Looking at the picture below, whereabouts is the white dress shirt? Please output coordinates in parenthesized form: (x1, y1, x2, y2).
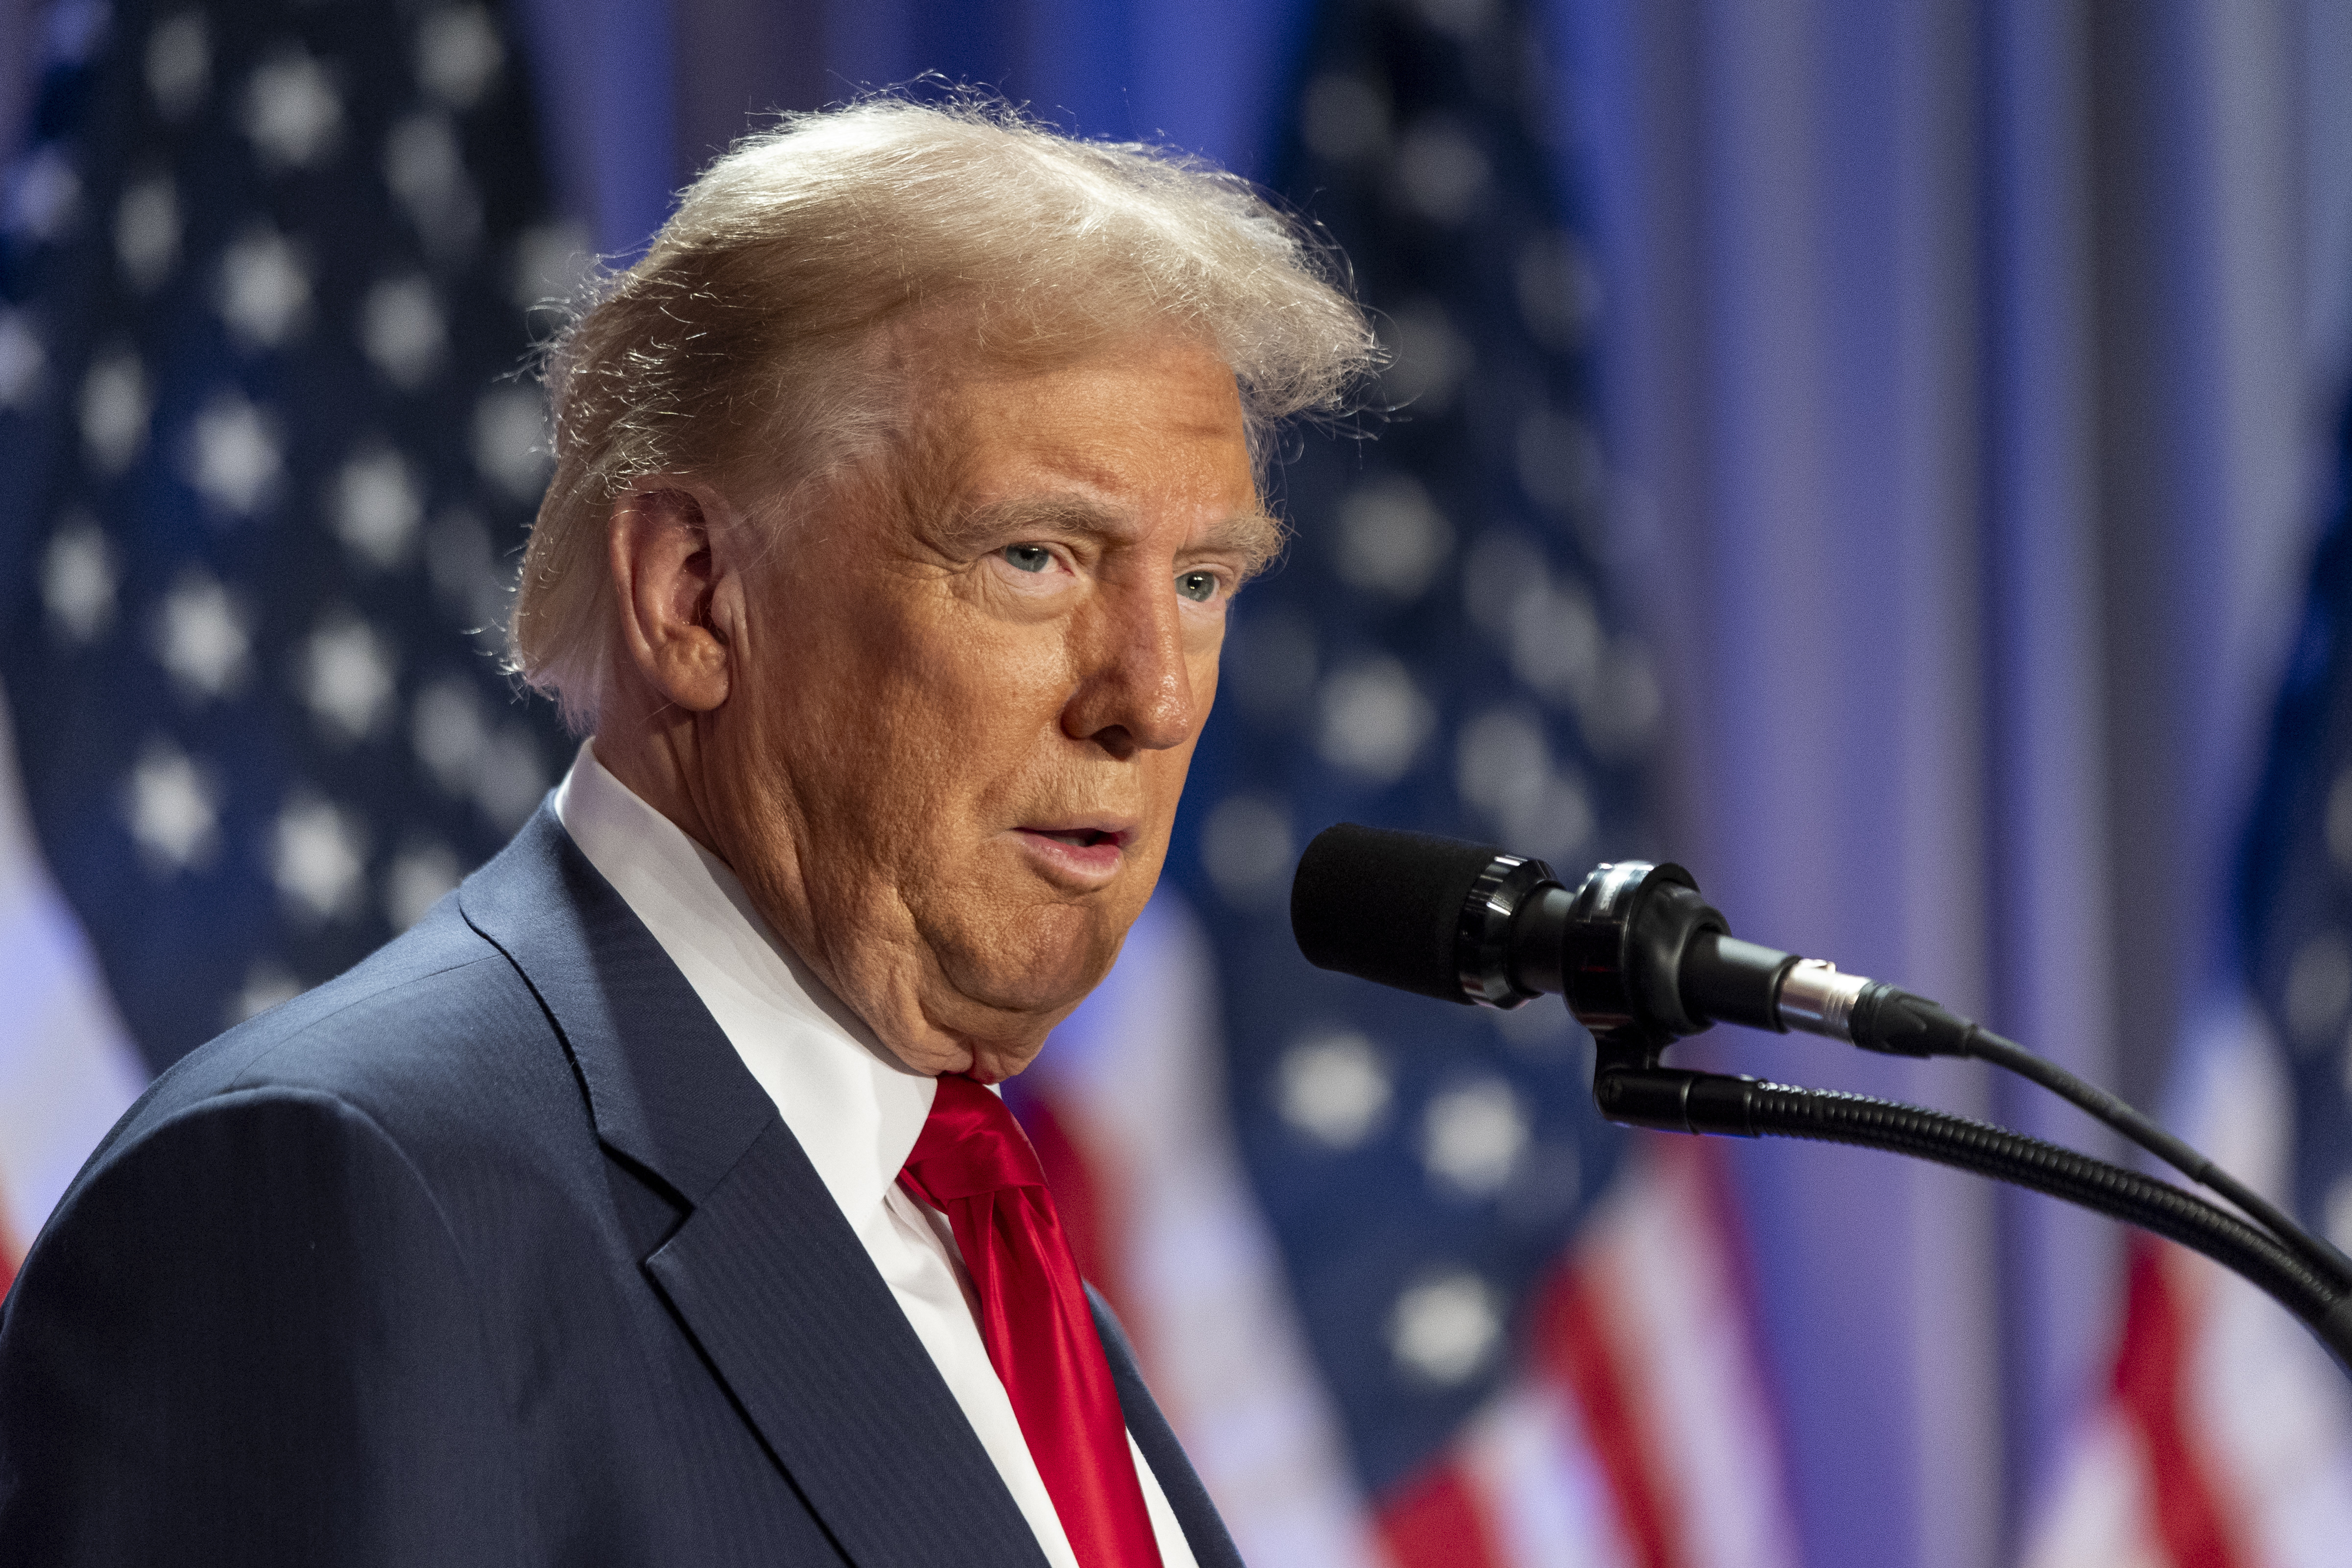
(554, 743, 1198, 1568)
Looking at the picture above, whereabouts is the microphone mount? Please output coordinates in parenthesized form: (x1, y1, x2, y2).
(1440, 844, 1978, 1071)
(1290, 822, 2352, 1375)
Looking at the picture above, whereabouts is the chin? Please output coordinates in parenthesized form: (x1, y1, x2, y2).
(963, 1037, 1048, 1085)
(952, 954, 1100, 1019)
(931, 908, 1120, 1021)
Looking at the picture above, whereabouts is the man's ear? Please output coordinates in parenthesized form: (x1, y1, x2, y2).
(608, 480, 737, 713)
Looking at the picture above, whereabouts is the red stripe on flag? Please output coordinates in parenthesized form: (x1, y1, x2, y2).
(1376, 1458, 1503, 1568)
(0, 1191, 17, 1299)
(2112, 1237, 2242, 1568)
(1530, 1258, 1685, 1568)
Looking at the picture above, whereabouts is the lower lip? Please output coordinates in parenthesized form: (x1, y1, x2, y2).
(1012, 829, 1125, 883)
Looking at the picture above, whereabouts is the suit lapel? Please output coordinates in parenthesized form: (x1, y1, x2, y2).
(461, 809, 1046, 1568)
(647, 1120, 1048, 1567)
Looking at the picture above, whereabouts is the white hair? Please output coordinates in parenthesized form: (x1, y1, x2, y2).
(508, 95, 1380, 731)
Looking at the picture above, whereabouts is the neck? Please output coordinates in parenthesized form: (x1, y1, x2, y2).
(593, 676, 721, 858)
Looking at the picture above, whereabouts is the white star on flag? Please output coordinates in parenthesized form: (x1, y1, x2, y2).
(472, 384, 551, 502)
(1389, 1272, 1503, 1387)
(114, 174, 179, 293)
(152, 571, 251, 700)
(360, 275, 446, 389)
(186, 389, 283, 515)
(385, 113, 480, 260)
(240, 45, 343, 170)
(79, 351, 150, 474)
(216, 223, 311, 349)
(1315, 655, 1436, 781)
(332, 445, 424, 568)
(1278, 1029, 1394, 1149)
(299, 613, 399, 743)
(144, 12, 212, 122)
(0, 309, 46, 410)
(40, 515, 116, 644)
(123, 740, 219, 872)
(415, 7, 504, 111)
(271, 793, 369, 922)
(1420, 1079, 1530, 1197)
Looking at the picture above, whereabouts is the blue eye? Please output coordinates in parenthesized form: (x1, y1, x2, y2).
(1003, 544, 1053, 574)
(1177, 570, 1219, 603)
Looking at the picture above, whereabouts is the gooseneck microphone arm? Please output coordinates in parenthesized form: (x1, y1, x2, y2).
(1495, 849, 2352, 1292)
(1595, 1068, 2352, 1357)
(1290, 823, 2352, 1372)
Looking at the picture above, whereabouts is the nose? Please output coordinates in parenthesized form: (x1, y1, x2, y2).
(1060, 575, 1200, 760)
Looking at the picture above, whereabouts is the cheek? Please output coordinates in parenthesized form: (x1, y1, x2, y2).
(815, 618, 1071, 833)
(952, 619, 1074, 702)
(909, 625, 1074, 774)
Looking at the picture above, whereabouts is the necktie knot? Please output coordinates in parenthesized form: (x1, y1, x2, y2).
(899, 1074, 1047, 1207)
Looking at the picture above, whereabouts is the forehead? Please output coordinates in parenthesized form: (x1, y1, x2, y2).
(935, 333, 1250, 451)
(911, 333, 1265, 531)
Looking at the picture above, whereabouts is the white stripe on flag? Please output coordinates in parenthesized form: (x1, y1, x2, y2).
(0, 676, 147, 1265)
(2022, 1408, 2171, 1568)
(1457, 1383, 1638, 1568)
(1582, 1143, 1800, 1568)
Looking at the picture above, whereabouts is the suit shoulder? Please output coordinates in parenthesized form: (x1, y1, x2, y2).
(107, 900, 576, 1174)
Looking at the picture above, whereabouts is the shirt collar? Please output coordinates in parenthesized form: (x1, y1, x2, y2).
(552, 740, 936, 1223)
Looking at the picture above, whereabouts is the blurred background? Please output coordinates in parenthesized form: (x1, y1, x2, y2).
(4, 1, 2352, 1565)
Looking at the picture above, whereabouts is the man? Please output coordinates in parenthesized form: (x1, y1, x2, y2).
(0, 100, 1374, 1565)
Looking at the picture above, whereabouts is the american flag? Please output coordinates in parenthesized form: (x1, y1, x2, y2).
(0, 0, 578, 1279)
(2026, 360, 2352, 1564)
(1011, 0, 1797, 1562)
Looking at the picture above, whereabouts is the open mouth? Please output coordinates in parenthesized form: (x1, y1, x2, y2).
(1011, 824, 1135, 877)
(1031, 828, 1121, 850)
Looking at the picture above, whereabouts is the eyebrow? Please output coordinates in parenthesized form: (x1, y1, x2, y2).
(942, 496, 1285, 578)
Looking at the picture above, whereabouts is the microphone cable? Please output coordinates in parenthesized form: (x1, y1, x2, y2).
(1952, 1025, 2352, 1291)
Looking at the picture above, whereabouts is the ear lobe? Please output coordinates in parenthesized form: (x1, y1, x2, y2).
(609, 482, 734, 713)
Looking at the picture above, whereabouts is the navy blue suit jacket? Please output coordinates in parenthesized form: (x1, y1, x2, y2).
(0, 808, 1241, 1567)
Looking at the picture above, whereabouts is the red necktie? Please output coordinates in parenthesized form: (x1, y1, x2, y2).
(898, 1074, 1165, 1568)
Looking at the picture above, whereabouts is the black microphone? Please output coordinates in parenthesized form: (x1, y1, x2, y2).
(1290, 821, 1975, 1059)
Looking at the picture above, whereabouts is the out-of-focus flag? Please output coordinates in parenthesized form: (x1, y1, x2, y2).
(2027, 402, 2352, 1565)
(1012, 1, 1797, 1563)
(0, 681, 143, 1293)
(0, 0, 576, 1265)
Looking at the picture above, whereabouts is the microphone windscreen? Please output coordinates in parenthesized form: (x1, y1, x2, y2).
(1290, 822, 1501, 1004)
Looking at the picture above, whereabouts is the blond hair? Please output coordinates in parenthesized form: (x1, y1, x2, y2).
(508, 95, 1379, 730)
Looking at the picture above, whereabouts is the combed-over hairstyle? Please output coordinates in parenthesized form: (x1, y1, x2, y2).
(508, 95, 1379, 730)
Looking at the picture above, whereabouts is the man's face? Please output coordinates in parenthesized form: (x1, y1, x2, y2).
(700, 333, 1268, 1080)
